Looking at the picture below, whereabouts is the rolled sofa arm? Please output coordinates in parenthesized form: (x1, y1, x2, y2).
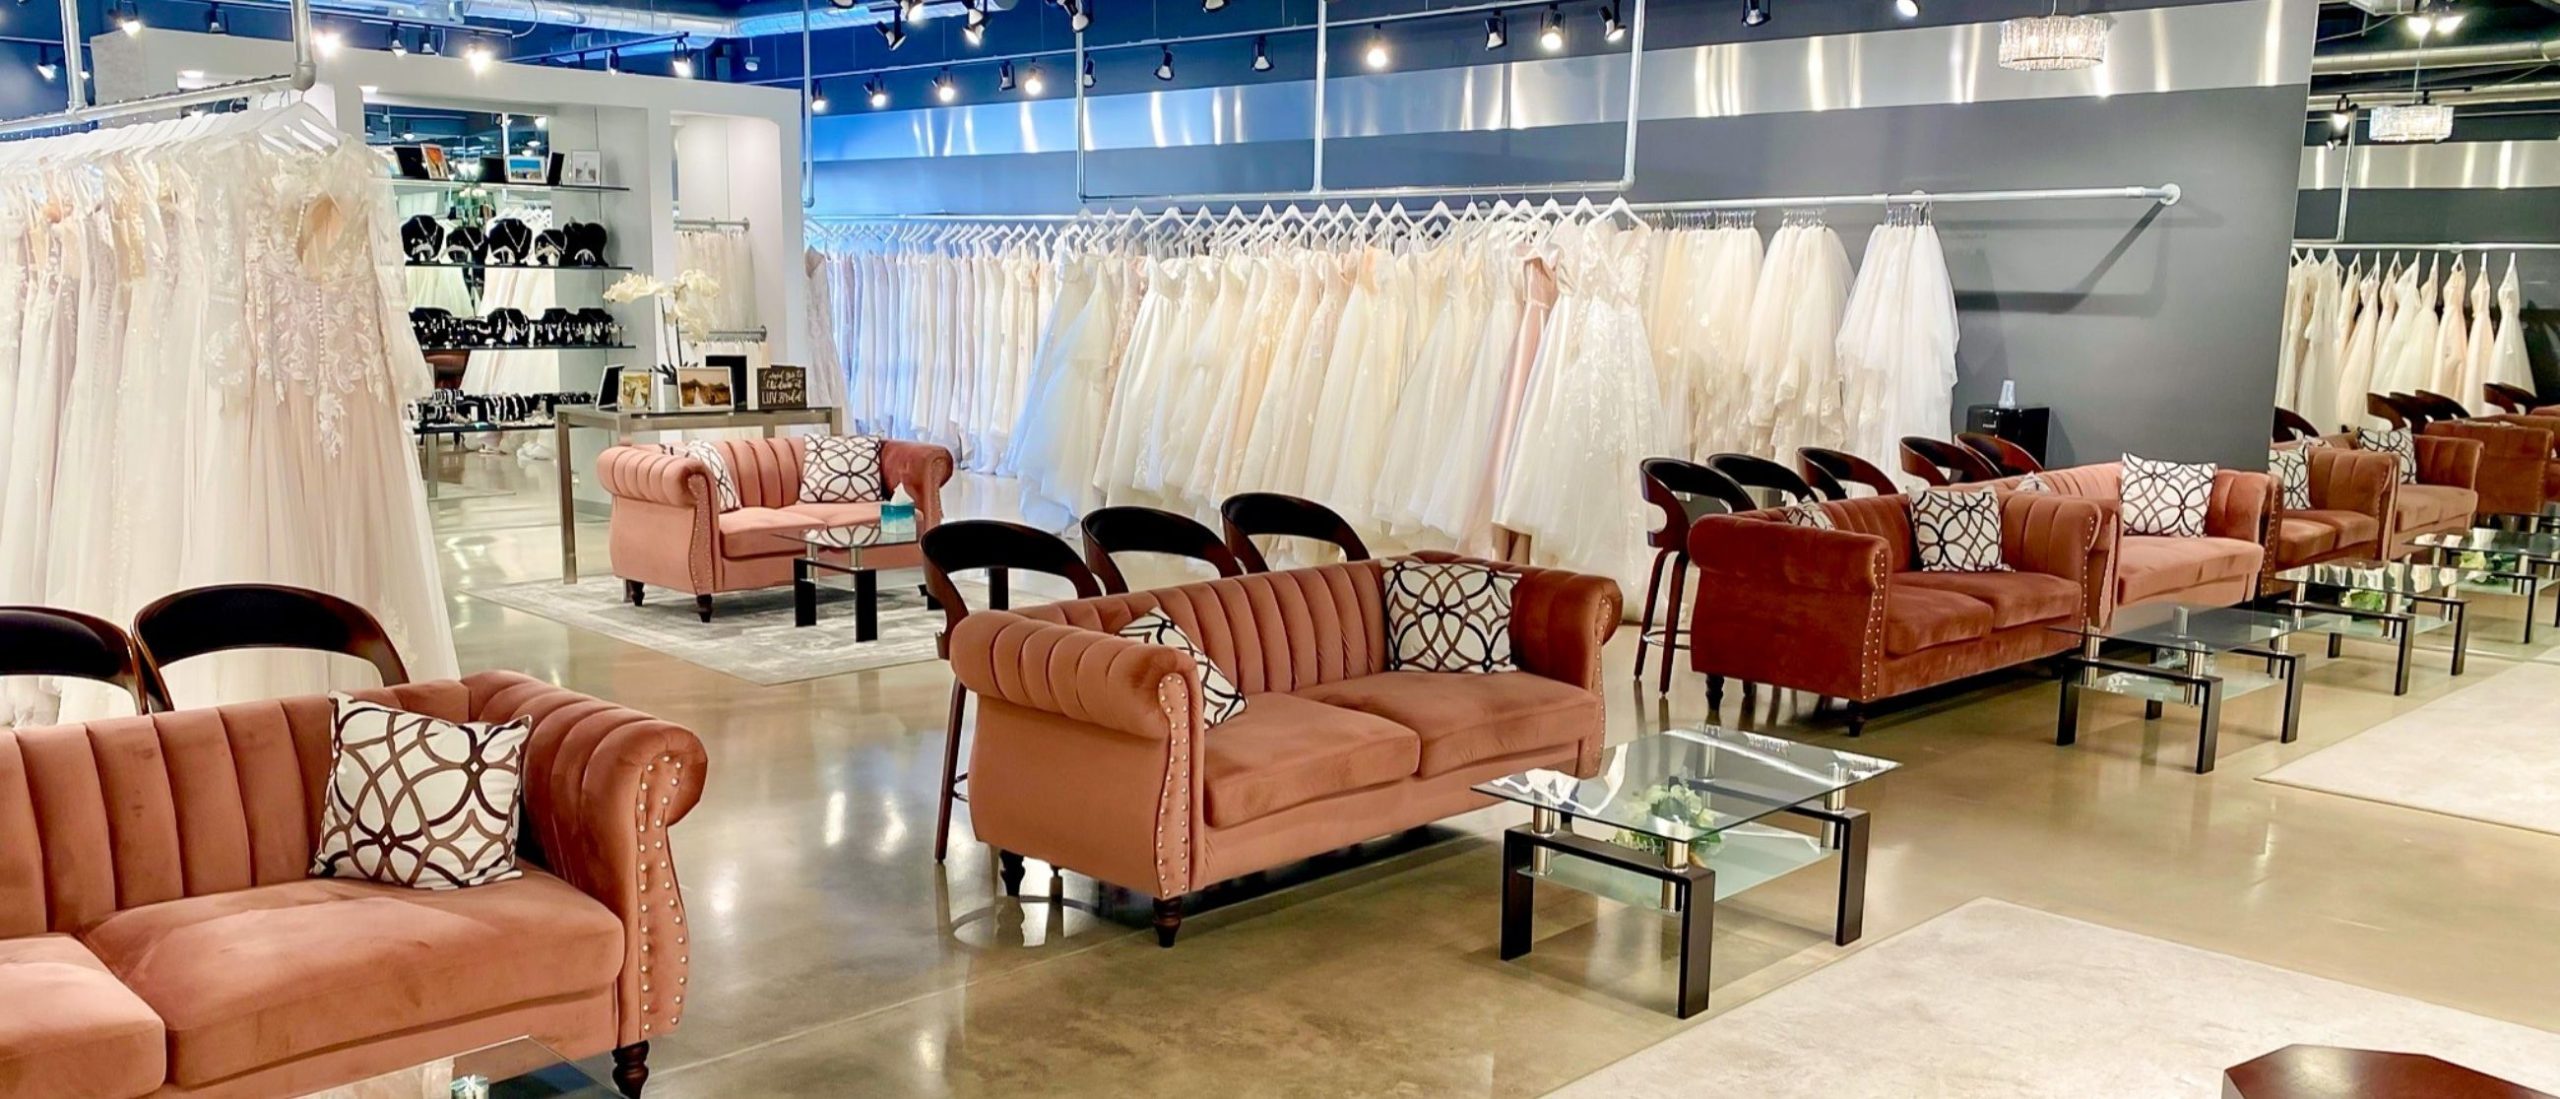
(464, 671, 708, 1049)
(949, 611, 1201, 740)
(1685, 515, 1889, 700)
(2305, 445, 2396, 519)
(882, 440, 956, 530)
(2205, 471, 2276, 546)
(2414, 433, 2485, 490)
(596, 446, 710, 509)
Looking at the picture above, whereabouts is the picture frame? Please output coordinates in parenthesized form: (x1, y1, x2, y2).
(420, 145, 450, 181)
(597, 365, 625, 411)
(616, 370, 656, 413)
(562, 151, 604, 188)
(675, 367, 734, 413)
(756, 365, 807, 410)
(504, 155, 551, 185)
(393, 145, 432, 180)
(706, 355, 750, 415)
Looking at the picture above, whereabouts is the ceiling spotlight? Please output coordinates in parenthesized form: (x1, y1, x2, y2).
(963, 0, 986, 42)
(34, 48, 58, 82)
(1485, 12, 1507, 49)
(1154, 45, 1174, 80)
(1203, 0, 1225, 10)
(1601, 4, 1625, 42)
(464, 40, 494, 73)
(1066, 0, 1091, 33)
(316, 27, 343, 56)
(867, 76, 888, 107)
(360, 83, 378, 94)
(389, 25, 408, 55)
(205, 4, 225, 32)
(1363, 25, 1390, 69)
(604, 48, 620, 72)
(1893, 0, 1918, 17)
(2405, 12, 2434, 36)
(534, 114, 549, 130)
(116, 3, 143, 35)
(879, 21, 906, 48)
(1081, 55, 1096, 87)
(672, 44, 696, 78)
(1538, 4, 1564, 50)
(1252, 34, 1273, 70)
(2436, 10, 2465, 32)
(811, 82, 830, 112)
(999, 60, 1016, 91)
(1743, 0, 1770, 27)
(1023, 61, 1045, 94)
(423, 28, 441, 55)
(934, 67, 956, 102)
(900, 0, 927, 24)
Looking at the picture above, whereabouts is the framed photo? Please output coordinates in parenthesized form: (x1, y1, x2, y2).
(757, 365, 807, 410)
(420, 145, 450, 181)
(393, 145, 432, 180)
(562, 151, 604, 188)
(597, 365, 625, 411)
(617, 370, 656, 413)
(504, 155, 550, 185)
(706, 355, 750, 415)
(675, 367, 734, 412)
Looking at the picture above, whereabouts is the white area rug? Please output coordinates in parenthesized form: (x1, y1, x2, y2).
(2260, 662, 2560, 836)
(466, 575, 987, 685)
(1546, 899, 2560, 1098)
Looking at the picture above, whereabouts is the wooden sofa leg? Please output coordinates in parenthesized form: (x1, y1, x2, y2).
(1844, 703, 1867, 737)
(1153, 897, 1184, 948)
(624, 579, 645, 606)
(1706, 675, 1725, 710)
(612, 1041, 650, 1098)
(694, 595, 714, 623)
(998, 850, 1025, 896)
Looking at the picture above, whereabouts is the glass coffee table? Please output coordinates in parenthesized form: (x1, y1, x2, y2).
(294, 1037, 616, 1098)
(2266, 558, 2477, 695)
(2412, 528, 2559, 643)
(795, 519, 920, 639)
(2052, 603, 2340, 775)
(1476, 727, 1898, 1018)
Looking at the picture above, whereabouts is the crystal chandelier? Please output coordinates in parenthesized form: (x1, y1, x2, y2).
(2369, 100, 2455, 143)
(1998, 11, 2109, 71)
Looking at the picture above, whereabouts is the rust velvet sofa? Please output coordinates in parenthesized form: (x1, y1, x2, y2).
(2427, 415, 2560, 520)
(1685, 492, 2108, 735)
(595, 436, 954, 620)
(0, 672, 706, 1099)
(1984, 462, 2275, 620)
(2269, 445, 2399, 582)
(2324, 431, 2485, 556)
(946, 553, 1618, 946)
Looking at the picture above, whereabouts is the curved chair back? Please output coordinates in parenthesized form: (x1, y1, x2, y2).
(1796, 447, 1900, 501)
(1957, 432, 2045, 476)
(2412, 390, 2472, 420)
(132, 584, 409, 710)
(1641, 457, 1755, 548)
(2273, 406, 2325, 443)
(921, 520, 1104, 651)
(1899, 437, 1999, 486)
(1704, 453, 1819, 507)
(0, 605, 152, 715)
(2485, 382, 2540, 413)
(1218, 492, 1370, 573)
(2365, 392, 2410, 429)
(1080, 506, 1246, 595)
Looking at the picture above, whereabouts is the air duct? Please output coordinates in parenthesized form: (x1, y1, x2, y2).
(2314, 78, 2560, 109)
(238, 0, 996, 44)
(2313, 35, 2560, 75)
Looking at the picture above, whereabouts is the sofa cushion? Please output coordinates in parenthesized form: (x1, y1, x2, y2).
(80, 871, 624, 1087)
(2284, 508, 2382, 556)
(2115, 535, 2264, 605)
(0, 935, 164, 1099)
(1883, 583, 1995, 656)
(716, 506, 828, 557)
(1294, 671, 1599, 778)
(2274, 517, 2340, 564)
(2394, 484, 2477, 531)
(1894, 571, 2084, 631)
(1201, 693, 1421, 827)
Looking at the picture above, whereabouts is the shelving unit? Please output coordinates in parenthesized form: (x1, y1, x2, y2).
(404, 262, 634, 272)
(418, 343, 637, 354)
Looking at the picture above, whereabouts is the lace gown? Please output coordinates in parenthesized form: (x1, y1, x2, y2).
(2490, 258, 2532, 391)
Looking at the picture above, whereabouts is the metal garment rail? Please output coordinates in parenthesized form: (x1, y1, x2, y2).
(2292, 239, 2560, 251)
(677, 218, 754, 230)
(804, 184, 2185, 225)
(0, 0, 316, 138)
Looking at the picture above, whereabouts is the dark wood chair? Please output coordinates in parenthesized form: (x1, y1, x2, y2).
(2273, 406, 2326, 443)
(920, 520, 1104, 867)
(1218, 492, 1370, 572)
(1636, 458, 1755, 696)
(2366, 392, 2412, 429)
(1705, 453, 1819, 508)
(1079, 506, 1246, 595)
(2412, 390, 2473, 420)
(1797, 447, 1900, 501)
(131, 584, 409, 712)
(2485, 382, 2542, 414)
(0, 605, 153, 716)
(1958, 432, 2045, 476)
(1899, 436, 2000, 486)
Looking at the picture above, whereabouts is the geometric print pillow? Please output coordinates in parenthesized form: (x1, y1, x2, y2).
(309, 694, 533, 890)
(2354, 427, 2418, 485)
(1118, 610, 1246, 726)
(1910, 487, 2011, 573)
(1384, 560, 1519, 673)
(2268, 447, 2313, 511)
(1777, 501, 1836, 530)
(800, 434, 886, 504)
(682, 441, 743, 513)
(2120, 453, 2217, 538)
(2014, 470, 2051, 493)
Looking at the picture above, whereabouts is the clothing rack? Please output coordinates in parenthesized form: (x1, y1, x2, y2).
(0, 0, 316, 138)
(804, 184, 2184, 227)
(2291, 240, 2560, 252)
(677, 218, 753, 231)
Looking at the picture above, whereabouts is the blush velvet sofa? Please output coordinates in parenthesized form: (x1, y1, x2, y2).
(0, 672, 706, 1099)
(595, 436, 954, 620)
(1686, 492, 2108, 735)
(1983, 462, 2276, 621)
(946, 553, 1618, 946)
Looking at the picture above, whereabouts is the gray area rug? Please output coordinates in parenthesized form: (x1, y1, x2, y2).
(1547, 898, 2560, 1098)
(466, 573, 991, 685)
(2259, 662, 2560, 835)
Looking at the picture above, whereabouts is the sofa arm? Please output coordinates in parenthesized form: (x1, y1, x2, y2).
(949, 611, 1199, 741)
(2477, 413, 2560, 451)
(2305, 445, 2397, 519)
(1687, 513, 1890, 595)
(1686, 515, 1888, 700)
(882, 440, 956, 530)
(2205, 470, 2276, 546)
(2425, 421, 2545, 514)
(465, 671, 708, 1049)
(596, 445, 709, 509)
(1997, 494, 2107, 625)
(2413, 433, 2483, 490)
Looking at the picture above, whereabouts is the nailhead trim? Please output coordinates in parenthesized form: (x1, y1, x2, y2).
(1151, 673, 1194, 897)
(631, 751, 688, 1038)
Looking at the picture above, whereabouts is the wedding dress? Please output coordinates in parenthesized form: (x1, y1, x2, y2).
(2459, 253, 2496, 404)
(2430, 257, 2468, 395)
(2490, 257, 2532, 391)
(2336, 267, 2383, 431)
(2298, 253, 2344, 427)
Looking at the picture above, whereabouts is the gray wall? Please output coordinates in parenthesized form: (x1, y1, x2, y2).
(2296, 186, 2560, 398)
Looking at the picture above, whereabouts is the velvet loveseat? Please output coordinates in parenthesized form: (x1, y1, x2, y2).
(595, 436, 954, 620)
(2421, 416, 2558, 522)
(1686, 493, 2108, 735)
(946, 553, 1618, 946)
(1981, 462, 2276, 621)
(2320, 431, 2484, 556)
(0, 672, 706, 1099)
(2266, 445, 2400, 586)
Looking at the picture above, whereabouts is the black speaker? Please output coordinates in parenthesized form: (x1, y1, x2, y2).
(1965, 405, 2051, 464)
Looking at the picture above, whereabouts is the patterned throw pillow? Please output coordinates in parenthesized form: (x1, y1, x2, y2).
(2355, 427, 2418, 484)
(2120, 454, 2217, 538)
(1384, 561, 1520, 673)
(800, 434, 886, 504)
(1778, 501, 1836, 530)
(1118, 610, 1246, 726)
(2269, 447, 2313, 511)
(2014, 471, 2052, 494)
(310, 695, 533, 890)
(1911, 488, 2011, 573)
(682, 441, 742, 512)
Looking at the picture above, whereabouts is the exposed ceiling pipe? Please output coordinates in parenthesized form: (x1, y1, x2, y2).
(298, 0, 989, 42)
(2313, 35, 2560, 75)
(2313, 78, 2560, 108)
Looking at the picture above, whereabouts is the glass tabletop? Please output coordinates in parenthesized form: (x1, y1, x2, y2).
(802, 519, 920, 552)
(2414, 528, 2560, 562)
(2052, 602, 2341, 653)
(1474, 727, 1898, 845)
(2273, 558, 2482, 597)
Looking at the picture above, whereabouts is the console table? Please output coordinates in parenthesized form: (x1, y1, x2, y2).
(552, 405, 838, 583)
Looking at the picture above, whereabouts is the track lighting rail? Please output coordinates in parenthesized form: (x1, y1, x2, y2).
(0, 0, 316, 136)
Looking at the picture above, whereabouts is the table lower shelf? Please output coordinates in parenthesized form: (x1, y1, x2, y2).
(1521, 822, 1829, 914)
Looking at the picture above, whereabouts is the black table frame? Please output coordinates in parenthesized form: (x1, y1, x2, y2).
(2417, 540, 2555, 644)
(2055, 639, 2303, 775)
(1498, 800, 1869, 1019)
(2261, 587, 2468, 696)
(794, 554, 885, 640)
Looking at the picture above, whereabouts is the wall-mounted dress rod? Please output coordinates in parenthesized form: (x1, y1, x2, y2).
(2291, 239, 2560, 251)
(677, 217, 753, 230)
(805, 183, 2184, 224)
(0, 0, 315, 137)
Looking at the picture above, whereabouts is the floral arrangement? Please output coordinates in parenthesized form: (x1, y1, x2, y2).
(1611, 780, 1723, 859)
(604, 270, 723, 369)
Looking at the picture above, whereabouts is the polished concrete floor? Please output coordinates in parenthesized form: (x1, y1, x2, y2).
(425, 447, 2560, 1097)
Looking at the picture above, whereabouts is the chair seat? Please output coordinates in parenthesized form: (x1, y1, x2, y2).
(1201, 693, 1421, 827)
(0, 935, 164, 1099)
(2115, 536, 2264, 606)
(1883, 583, 1995, 656)
(2395, 484, 2478, 531)
(1895, 571, 2084, 631)
(2280, 509, 2383, 561)
(718, 502, 891, 557)
(2274, 517, 2339, 564)
(1295, 672, 1601, 778)
(79, 871, 624, 1087)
